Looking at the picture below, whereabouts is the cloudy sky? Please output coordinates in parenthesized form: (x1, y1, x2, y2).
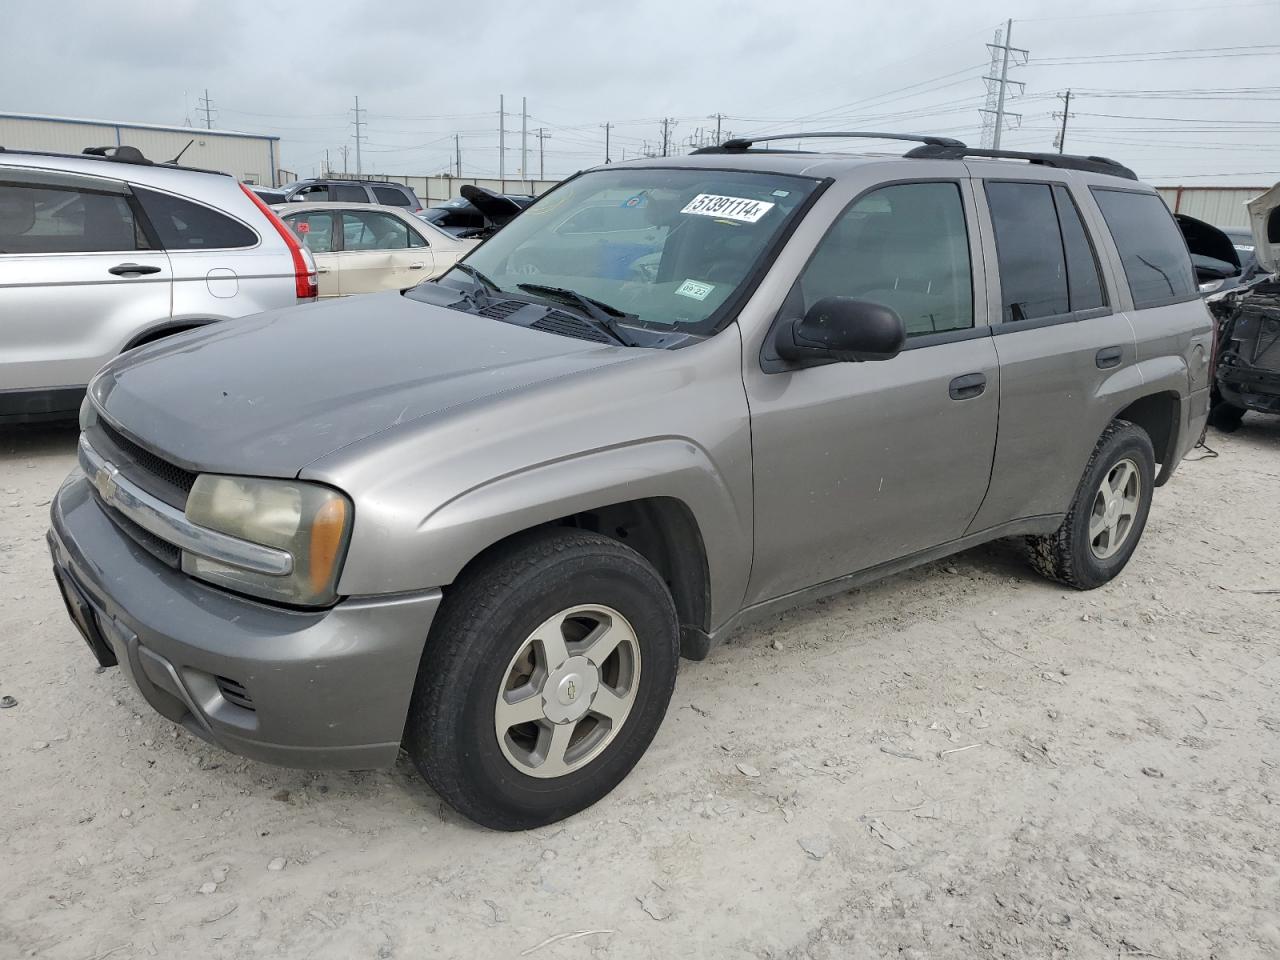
(4, 0, 1279, 184)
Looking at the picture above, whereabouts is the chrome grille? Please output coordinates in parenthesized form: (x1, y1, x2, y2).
(87, 420, 197, 508)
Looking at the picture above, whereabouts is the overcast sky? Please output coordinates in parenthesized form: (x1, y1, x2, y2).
(4, 0, 1279, 184)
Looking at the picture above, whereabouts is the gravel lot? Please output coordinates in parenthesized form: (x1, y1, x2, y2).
(2, 418, 1278, 960)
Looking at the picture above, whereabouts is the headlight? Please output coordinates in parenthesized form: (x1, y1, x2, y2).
(1199, 279, 1225, 294)
(183, 475, 352, 606)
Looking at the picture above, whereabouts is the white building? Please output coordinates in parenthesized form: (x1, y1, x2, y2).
(1156, 185, 1269, 230)
(0, 111, 282, 186)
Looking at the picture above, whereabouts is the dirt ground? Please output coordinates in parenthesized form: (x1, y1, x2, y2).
(1, 417, 1277, 960)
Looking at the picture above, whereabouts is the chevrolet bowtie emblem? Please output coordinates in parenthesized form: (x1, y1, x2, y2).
(565, 680, 577, 701)
(93, 463, 119, 502)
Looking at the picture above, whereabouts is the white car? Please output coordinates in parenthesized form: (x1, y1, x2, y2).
(276, 202, 475, 297)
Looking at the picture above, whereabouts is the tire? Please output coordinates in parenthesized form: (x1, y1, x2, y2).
(405, 527, 680, 830)
(1026, 420, 1155, 590)
(1208, 400, 1246, 433)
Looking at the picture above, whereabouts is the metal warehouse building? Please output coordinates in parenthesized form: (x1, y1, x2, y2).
(0, 112, 281, 186)
(1157, 185, 1268, 229)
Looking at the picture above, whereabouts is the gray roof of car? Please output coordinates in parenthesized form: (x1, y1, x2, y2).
(588, 149, 1150, 189)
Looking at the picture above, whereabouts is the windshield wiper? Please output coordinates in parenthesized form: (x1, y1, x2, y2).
(452, 262, 503, 295)
(516, 283, 637, 346)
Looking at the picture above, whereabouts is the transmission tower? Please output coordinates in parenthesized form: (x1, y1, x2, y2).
(979, 20, 1028, 149)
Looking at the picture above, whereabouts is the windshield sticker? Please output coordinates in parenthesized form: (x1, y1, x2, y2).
(621, 192, 649, 208)
(680, 194, 775, 223)
(675, 279, 715, 301)
(771, 189, 791, 198)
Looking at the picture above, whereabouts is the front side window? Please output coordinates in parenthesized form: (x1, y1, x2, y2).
(799, 181, 974, 337)
(1091, 188, 1196, 308)
(295, 184, 329, 201)
(282, 211, 334, 253)
(134, 188, 256, 250)
(0, 180, 143, 254)
(448, 168, 820, 334)
(341, 210, 411, 250)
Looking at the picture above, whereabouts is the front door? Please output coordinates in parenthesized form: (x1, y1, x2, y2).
(744, 179, 999, 604)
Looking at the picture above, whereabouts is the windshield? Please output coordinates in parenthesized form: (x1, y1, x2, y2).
(451, 167, 820, 335)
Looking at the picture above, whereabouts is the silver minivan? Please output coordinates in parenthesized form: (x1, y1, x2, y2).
(50, 133, 1215, 830)
(0, 146, 315, 423)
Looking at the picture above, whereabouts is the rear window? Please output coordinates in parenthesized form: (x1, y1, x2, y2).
(1091, 188, 1196, 308)
(134, 188, 256, 250)
(373, 186, 412, 206)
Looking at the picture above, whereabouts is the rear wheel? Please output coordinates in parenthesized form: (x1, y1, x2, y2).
(1026, 420, 1155, 590)
(405, 528, 680, 830)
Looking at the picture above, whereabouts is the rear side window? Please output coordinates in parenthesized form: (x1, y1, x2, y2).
(0, 181, 145, 254)
(986, 181, 1107, 322)
(1091, 188, 1196, 308)
(373, 186, 411, 206)
(134, 188, 256, 250)
(332, 184, 368, 203)
(282, 211, 335, 253)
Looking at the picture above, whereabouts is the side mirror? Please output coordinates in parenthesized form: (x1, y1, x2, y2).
(775, 297, 906, 363)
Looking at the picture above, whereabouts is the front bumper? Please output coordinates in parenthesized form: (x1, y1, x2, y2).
(49, 473, 441, 769)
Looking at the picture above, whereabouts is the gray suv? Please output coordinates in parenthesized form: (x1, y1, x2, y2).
(48, 133, 1213, 830)
(0, 146, 317, 423)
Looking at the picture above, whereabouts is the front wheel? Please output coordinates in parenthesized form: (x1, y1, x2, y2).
(405, 528, 680, 830)
(1026, 420, 1155, 590)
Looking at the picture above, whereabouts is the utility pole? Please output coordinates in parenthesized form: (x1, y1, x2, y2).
(980, 20, 1028, 149)
(455, 133, 462, 178)
(660, 118, 675, 157)
(712, 113, 723, 144)
(197, 89, 215, 129)
(324, 148, 330, 176)
(338, 144, 350, 174)
(351, 96, 366, 175)
(601, 122, 612, 163)
(521, 96, 528, 180)
(535, 128, 550, 180)
(1054, 89, 1073, 154)
(498, 94, 505, 181)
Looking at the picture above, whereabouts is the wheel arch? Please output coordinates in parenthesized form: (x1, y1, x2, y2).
(121, 316, 222, 352)
(1113, 390, 1181, 486)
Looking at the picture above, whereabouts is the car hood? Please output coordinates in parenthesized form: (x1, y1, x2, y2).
(1246, 182, 1280, 273)
(89, 292, 634, 477)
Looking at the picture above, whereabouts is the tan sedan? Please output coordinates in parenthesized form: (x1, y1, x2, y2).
(276, 202, 477, 297)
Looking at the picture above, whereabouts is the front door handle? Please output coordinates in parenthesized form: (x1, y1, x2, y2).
(108, 263, 162, 277)
(1096, 346, 1124, 369)
(949, 372, 987, 401)
(408, 262, 425, 270)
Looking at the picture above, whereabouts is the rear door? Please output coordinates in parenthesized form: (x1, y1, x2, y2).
(965, 175, 1135, 531)
(0, 166, 172, 394)
(336, 209, 431, 294)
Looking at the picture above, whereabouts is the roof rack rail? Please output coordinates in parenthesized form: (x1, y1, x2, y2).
(692, 131, 966, 154)
(82, 145, 152, 165)
(0, 144, 230, 178)
(903, 144, 1137, 180)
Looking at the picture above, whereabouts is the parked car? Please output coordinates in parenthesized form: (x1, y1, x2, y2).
(50, 133, 1214, 830)
(1207, 183, 1280, 430)
(276, 202, 476, 296)
(418, 189, 533, 237)
(276, 177, 423, 212)
(0, 144, 316, 424)
(247, 184, 287, 205)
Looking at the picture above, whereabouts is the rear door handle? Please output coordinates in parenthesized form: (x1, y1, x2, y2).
(1096, 346, 1124, 369)
(408, 262, 425, 270)
(948, 372, 987, 401)
(108, 263, 162, 277)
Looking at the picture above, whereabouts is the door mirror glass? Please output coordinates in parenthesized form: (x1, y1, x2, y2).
(776, 297, 906, 363)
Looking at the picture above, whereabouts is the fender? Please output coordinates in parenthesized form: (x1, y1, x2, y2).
(120, 315, 225, 353)
(334, 438, 753, 630)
